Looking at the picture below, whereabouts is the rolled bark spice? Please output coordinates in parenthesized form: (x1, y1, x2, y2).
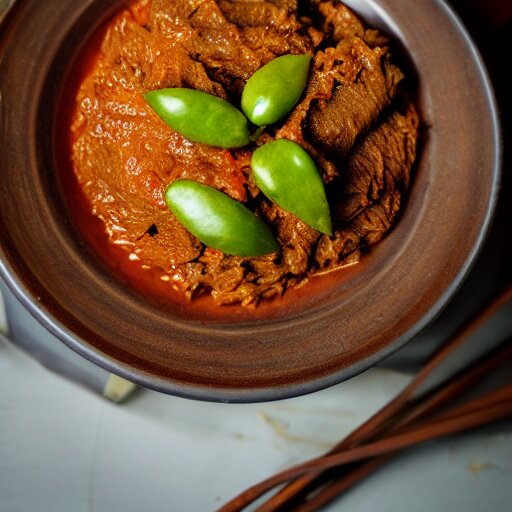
(218, 284, 512, 512)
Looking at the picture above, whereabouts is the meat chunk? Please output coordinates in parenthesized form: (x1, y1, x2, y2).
(306, 38, 404, 156)
(315, 102, 419, 268)
(179, 203, 320, 305)
(152, 0, 314, 98)
(70, 0, 420, 306)
(310, 0, 388, 47)
(261, 203, 320, 276)
(275, 45, 350, 182)
(218, 0, 294, 27)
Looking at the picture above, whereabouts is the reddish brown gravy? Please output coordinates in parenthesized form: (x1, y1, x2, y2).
(56, 0, 420, 322)
(58, 167, 359, 324)
(55, 16, 360, 323)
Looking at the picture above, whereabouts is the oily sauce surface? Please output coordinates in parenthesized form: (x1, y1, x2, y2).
(58, 0, 419, 318)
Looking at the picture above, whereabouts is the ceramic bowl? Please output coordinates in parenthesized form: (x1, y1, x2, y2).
(0, 0, 500, 401)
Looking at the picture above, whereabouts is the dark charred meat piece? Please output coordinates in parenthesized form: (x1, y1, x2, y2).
(306, 38, 404, 157)
(260, 202, 320, 276)
(70, 0, 420, 306)
(315, 102, 419, 269)
(152, 0, 315, 98)
(179, 203, 320, 305)
(310, 0, 388, 47)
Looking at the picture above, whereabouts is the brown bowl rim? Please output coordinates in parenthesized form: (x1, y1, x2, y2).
(0, 0, 502, 402)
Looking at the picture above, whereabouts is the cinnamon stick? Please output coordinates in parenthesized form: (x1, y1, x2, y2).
(219, 396, 512, 511)
(251, 284, 512, 512)
(218, 285, 512, 512)
(290, 342, 512, 512)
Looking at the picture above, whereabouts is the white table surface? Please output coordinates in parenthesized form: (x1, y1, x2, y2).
(1, 333, 511, 512)
(1, 1, 511, 510)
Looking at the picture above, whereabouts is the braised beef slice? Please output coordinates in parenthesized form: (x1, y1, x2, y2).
(179, 203, 319, 305)
(152, 0, 314, 98)
(268, 0, 298, 14)
(260, 202, 320, 276)
(306, 38, 404, 157)
(72, 0, 419, 306)
(72, 4, 249, 270)
(275, 45, 350, 182)
(151, 0, 265, 96)
(334, 102, 418, 223)
(217, 0, 320, 56)
(310, 0, 388, 48)
(315, 102, 419, 269)
(218, 0, 295, 27)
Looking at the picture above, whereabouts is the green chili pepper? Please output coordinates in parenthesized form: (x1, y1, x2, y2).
(241, 54, 311, 126)
(251, 139, 332, 235)
(144, 88, 250, 148)
(165, 180, 279, 256)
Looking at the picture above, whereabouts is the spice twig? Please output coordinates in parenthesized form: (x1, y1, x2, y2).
(292, 383, 512, 512)
(289, 341, 512, 512)
(217, 284, 512, 512)
(219, 390, 512, 511)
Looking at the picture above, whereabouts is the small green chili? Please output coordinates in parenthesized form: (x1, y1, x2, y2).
(241, 54, 311, 126)
(251, 139, 332, 235)
(165, 180, 279, 256)
(144, 88, 250, 148)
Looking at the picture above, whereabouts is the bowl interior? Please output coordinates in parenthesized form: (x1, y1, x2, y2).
(0, 0, 500, 401)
